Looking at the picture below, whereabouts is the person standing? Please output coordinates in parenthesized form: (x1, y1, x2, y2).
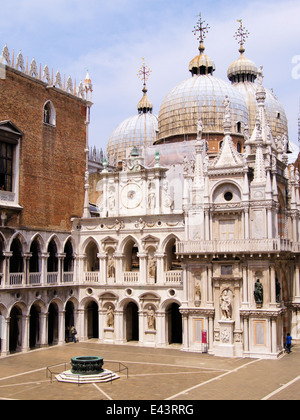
(286, 333, 292, 353)
(71, 326, 77, 343)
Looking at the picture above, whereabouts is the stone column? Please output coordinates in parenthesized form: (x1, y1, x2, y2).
(270, 264, 276, 306)
(155, 253, 165, 285)
(1, 317, 10, 355)
(58, 310, 65, 345)
(39, 312, 48, 347)
(3, 252, 12, 287)
(271, 318, 277, 354)
(98, 253, 107, 284)
(182, 310, 189, 351)
(137, 253, 147, 284)
(243, 317, 249, 352)
(78, 309, 85, 341)
(242, 264, 248, 305)
(21, 315, 30, 352)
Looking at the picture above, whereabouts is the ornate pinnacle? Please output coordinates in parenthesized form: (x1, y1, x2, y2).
(193, 13, 210, 54)
(234, 19, 249, 54)
(137, 58, 152, 92)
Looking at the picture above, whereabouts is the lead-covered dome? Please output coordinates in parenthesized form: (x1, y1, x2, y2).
(107, 87, 158, 162)
(227, 34, 288, 140)
(157, 53, 249, 143)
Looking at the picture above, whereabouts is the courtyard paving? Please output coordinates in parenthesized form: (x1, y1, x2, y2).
(0, 340, 299, 401)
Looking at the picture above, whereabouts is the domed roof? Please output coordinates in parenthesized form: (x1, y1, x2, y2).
(107, 60, 158, 162)
(227, 20, 288, 140)
(157, 74, 249, 142)
(233, 81, 288, 140)
(157, 16, 249, 143)
(107, 110, 158, 162)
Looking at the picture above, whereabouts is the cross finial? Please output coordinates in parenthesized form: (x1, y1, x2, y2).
(137, 58, 152, 90)
(193, 13, 210, 53)
(234, 19, 249, 54)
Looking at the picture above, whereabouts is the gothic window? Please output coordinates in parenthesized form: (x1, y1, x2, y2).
(43, 101, 56, 126)
(0, 142, 13, 191)
(237, 142, 242, 153)
(0, 121, 22, 205)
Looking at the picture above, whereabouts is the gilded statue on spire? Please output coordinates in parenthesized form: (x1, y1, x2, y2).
(234, 19, 249, 54)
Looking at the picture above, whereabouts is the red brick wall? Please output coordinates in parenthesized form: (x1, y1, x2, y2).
(0, 68, 87, 231)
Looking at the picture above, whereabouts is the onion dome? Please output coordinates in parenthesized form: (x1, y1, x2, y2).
(157, 15, 249, 144)
(189, 42, 215, 76)
(106, 60, 158, 162)
(227, 54, 258, 83)
(228, 20, 288, 139)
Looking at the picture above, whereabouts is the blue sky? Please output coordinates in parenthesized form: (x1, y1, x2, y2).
(0, 0, 299, 153)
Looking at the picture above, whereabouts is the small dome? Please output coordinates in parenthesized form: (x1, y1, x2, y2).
(137, 87, 153, 114)
(227, 54, 258, 83)
(107, 112, 158, 162)
(189, 48, 216, 76)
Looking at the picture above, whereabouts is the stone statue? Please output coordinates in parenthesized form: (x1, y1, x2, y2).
(254, 279, 263, 304)
(107, 255, 115, 278)
(257, 65, 264, 86)
(195, 282, 201, 301)
(106, 305, 114, 328)
(147, 306, 155, 330)
(148, 256, 156, 279)
(276, 278, 281, 303)
(220, 289, 232, 319)
(197, 118, 203, 139)
(223, 95, 231, 120)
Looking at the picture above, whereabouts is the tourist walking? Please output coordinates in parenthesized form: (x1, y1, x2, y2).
(285, 333, 292, 353)
(71, 326, 77, 343)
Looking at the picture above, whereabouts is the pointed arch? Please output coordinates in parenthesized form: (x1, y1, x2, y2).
(43, 100, 56, 126)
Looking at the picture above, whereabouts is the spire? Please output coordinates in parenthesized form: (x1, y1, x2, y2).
(137, 58, 153, 114)
(234, 19, 249, 55)
(84, 69, 93, 101)
(189, 13, 215, 76)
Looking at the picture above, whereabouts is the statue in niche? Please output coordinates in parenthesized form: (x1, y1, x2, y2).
(276, 278, 281, 303)
(254, 279, 263, 304)
(106, 305, 114, 328)
(220, 289, 232, 320)
(148, 256, 156, 279)
(195, 282, 201, 302)
(148, 184, 156, 209)
(147, 306, 156, 330)
(107, 255, 115, 278)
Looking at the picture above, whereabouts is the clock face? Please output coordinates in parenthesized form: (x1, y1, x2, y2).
(121, 183, 142, 209)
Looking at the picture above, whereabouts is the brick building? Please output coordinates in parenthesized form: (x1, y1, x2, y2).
(0, 46, 92, 353)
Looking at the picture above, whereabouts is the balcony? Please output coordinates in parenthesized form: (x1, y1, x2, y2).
(165, 271, 183, 285)
(84, 272, 100, 283)
(176, 239, 295, 255)
(123, 271, 139, 284)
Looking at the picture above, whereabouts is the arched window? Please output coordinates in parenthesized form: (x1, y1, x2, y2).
(43, 101, 56, 126)
(237, 142, 242, 153)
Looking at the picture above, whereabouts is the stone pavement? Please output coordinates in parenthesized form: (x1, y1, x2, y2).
(0, 340, 299, 401)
